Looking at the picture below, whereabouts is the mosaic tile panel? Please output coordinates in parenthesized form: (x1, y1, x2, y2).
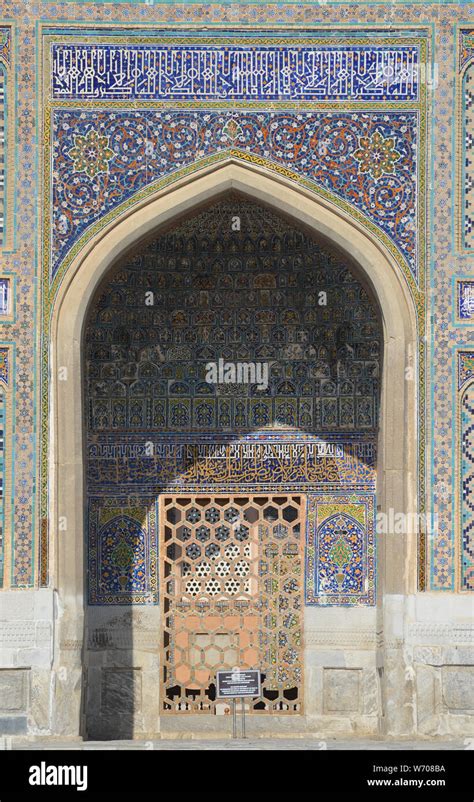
(51, 109, 418, 281)
(0, 279, 10, 316)
(51, 41, 420, 102)
(306, 494, 376, 605)
(87, 432, 377, 495)
(88, 496, 158, 605)
(456, 351, 474, 594)
(0, 64, 4, 246)
(458, 350, 474, 391)
(0, 348, 9, 386)
(457, 280, 474, 321)
(460, 28, 474, 73)
(461, 383, 474, 591)
(463, 61, 474, 251)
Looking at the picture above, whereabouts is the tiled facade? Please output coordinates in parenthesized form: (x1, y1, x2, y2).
(0, 26, 9, 248)
(461, 29, 474, 252)
(42, 28, 426, 596)
(0, 2, 472, 740)
(461, 383, 474, 591)
(459, 349, 474, 591)
(0, 8, 431, 590)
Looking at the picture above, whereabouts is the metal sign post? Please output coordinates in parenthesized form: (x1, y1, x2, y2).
(216, 668, 261, 739)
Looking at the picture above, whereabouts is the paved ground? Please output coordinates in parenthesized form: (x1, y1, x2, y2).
(7, 738, 467, 750)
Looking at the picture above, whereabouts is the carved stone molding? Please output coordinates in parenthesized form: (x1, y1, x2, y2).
(305, 630, 377, 649)
(408, 624, 474, 644)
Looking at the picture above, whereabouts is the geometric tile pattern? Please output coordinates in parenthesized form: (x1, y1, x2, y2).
(0, 67, 4, 246)
(0, 347, 8, 385)
(429, 23, 473, 590)
(461, 384, 474, 591)
(305, 494, 376, 605)
(458, 350, 474, 391)
(51, 109, 418, 280)
(87, 497, 158, 605)
(0, 26, 9, 248)
(0, 27, 9, 68)
(464, 63, 474, 250)
(161, 494, 304, 714)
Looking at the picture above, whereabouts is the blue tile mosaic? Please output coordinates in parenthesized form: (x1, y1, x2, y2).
(305, 493, 376, 606)
(51, 109, 418, 280)
(458, 280, 474, 320)
(461, 383, 474, 591)
(51, 43, 419, 102)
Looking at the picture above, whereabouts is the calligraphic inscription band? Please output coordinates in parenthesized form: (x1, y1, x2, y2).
(51, 44, 419, 102)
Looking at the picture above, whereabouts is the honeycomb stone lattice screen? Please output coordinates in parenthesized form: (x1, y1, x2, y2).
(161, 494, 304, 714)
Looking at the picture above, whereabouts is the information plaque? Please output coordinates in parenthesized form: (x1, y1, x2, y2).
(216, 670, 261, 699)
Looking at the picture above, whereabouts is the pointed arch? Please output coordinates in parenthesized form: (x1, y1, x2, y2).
(47, 160, 419, 735)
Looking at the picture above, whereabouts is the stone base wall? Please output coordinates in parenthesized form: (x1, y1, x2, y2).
(407, 596, 474, 738)
(0, 591, 472, 740)
(0, 590, 54, 735)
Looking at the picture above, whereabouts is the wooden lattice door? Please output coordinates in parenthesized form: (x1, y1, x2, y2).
(161, 494, 304, 713)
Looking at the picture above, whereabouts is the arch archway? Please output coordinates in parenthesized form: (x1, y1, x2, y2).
(49, 161, 418, 737)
